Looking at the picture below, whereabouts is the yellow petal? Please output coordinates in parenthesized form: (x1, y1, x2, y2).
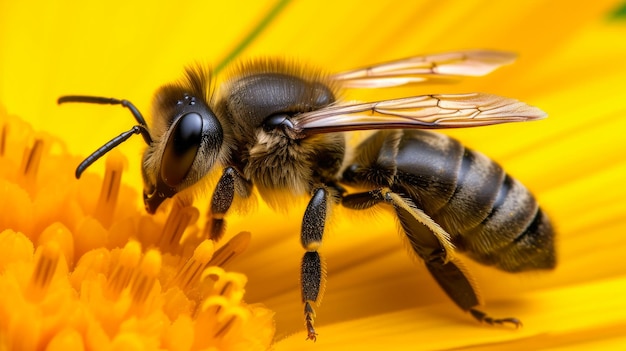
(275, 276, 626, 349)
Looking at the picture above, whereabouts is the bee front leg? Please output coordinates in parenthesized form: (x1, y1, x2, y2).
(300, 186, 331, 341)
(205, 166, 251, 241)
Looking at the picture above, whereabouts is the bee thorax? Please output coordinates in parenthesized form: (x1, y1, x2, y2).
(246, 132, 314, 196)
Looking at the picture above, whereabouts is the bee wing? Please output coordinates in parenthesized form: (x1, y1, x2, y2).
(331, 50, 516, 88)
(292, 93, 546, 136)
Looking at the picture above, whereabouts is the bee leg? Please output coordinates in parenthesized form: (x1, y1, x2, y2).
(388, 191, 522, 327)
(345, 188, 455, 259)
(344, 188, 521, 328)
(424, 253, 522, 327)
(205, 167, 252, 241)
(469, 309, 522, 327)
(300, 187, 331, 341)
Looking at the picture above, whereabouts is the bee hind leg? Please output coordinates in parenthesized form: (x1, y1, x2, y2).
(343, 187, 521, 328)
(426, 256, 522, 328)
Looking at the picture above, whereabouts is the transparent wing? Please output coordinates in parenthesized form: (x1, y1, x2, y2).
(292, 93, 546, 136)
(331, 50, 517, 88)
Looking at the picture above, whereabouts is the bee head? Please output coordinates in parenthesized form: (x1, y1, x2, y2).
(57, 66, 227, 214)
(142, 86, 226, 213)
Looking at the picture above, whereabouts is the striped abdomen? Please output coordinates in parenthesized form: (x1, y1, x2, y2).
(389, 130, 555, 272)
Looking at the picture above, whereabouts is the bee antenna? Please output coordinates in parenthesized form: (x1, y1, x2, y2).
(57, 95, 153, 145)
(75, 125, 149, 179)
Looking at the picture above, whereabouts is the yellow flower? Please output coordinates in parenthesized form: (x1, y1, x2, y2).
(2, 0, 626, 350)
(0, 110, 275, 350)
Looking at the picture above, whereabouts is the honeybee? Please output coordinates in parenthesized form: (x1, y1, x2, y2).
(58, 50, 555, 341)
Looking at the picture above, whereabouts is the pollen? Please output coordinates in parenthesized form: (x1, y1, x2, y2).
(0, 110, 275, 350)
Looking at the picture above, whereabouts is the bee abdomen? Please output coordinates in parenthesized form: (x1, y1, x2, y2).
(492, 208, 556, 271)
(460, 175, 556, 272)
(394, 130, 555, 272)
(432, 148, 506, 234)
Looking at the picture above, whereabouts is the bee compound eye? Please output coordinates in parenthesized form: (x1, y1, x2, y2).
(160, 112, 203, 187)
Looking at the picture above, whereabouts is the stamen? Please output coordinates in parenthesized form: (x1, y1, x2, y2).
(211, 272, 247, 302)
(37, 222, 75, 268)
(94, 152, 125, 227)
(69, 247, 109, 291)
(215, 307, 248, 339)
(197, 295, 229, 319)
(193, 297, 250, 347)
(202, 266, 225, 283)
(168, 239, 215, 292)
(19, 138, 43, 195)
(159, 196, 199, 254)
(197, 268, 248, 314)
(28, 242, 62, 301)
(213, 313, 241, 338)
(0, 123, 7, 157)
(106, 241, 142, 298)
(207, 231, 251, 268)
(129, 249, 161, 305)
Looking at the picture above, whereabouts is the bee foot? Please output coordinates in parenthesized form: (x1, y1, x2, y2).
(304, 301, 318, 341)
(470, 308, 522, 328)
